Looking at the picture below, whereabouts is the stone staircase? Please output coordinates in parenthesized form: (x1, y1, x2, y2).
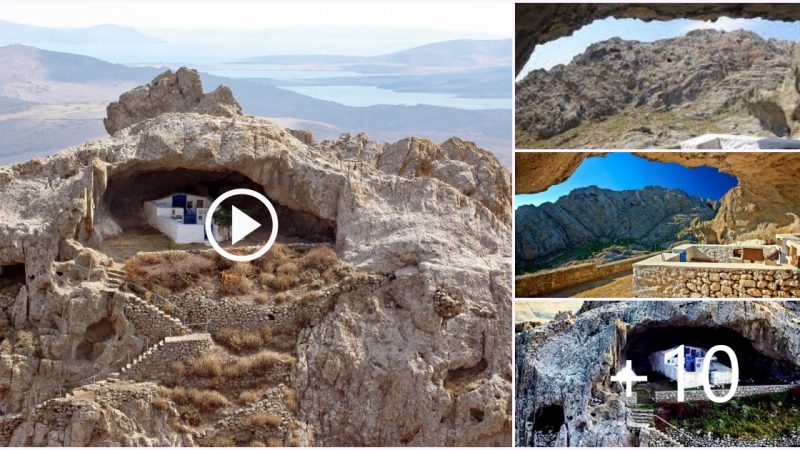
(105, 266, 126, 289)
(122, 293, 190, 337)
(120, 333, 213, 381)
(628, 407, 683, 447)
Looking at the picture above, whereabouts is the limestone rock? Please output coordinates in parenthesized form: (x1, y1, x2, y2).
(515, 186, 717, 267)
(516, 30, 795, 147)
(104, 67, 242, 135)
(0, 70, 511, 446)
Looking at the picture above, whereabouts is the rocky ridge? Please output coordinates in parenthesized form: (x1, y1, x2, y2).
(0, 68, 512, 445)
(515, 186, 717, 271)
(516, 30, 800, 148)
(515, 152, 800, 247)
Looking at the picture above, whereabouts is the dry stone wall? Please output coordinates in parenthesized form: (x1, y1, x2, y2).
(121, 292, 188, 342)
(516, 254, 653, 297)
(654, 384, 794, 402)
(633, 264, 800, 298)
(122, 333, 212, 382)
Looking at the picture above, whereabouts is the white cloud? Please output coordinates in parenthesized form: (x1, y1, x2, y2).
(683, 17, 761, 33)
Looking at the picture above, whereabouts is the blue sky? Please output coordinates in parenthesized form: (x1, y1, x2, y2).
(516, 153, 738, 207)
(519, 17, 800, 78)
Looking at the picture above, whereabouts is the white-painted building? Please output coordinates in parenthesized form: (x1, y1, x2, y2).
(650, 345, 733, 388)
(144, 193, 213, 244)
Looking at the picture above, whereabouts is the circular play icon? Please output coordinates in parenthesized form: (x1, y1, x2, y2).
(205, 188, 279, 262)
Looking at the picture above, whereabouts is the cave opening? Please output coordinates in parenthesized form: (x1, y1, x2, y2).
(622, 324, 800, 385)
(515, 152, 738, 277)
(75, 317, 117, 361)
(98, 167, 335, 257)
(0, 263, 25, 292)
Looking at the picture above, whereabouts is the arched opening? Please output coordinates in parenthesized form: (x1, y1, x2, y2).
(622, 324, 800, 385)
(97, 168, 335, 260)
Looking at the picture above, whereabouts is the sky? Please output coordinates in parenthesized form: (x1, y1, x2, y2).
(519, 16, 800, 79)
(516, 153, 738, 208)
(0, 2, 511, 35)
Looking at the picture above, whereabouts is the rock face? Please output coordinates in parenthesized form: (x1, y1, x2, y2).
(0, 71, 511, 445)
(515, 301, 800, 446)
(516, 30, 799, 148)
(104, 67, 241, 135)
(515, 186, 717, 268)
(515, 3, 800, 75)
(515, 152, 800, 246)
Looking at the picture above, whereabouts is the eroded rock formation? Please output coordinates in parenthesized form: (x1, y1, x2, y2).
(515, 3, 800, 74)
(515, 152, 800, 246)
(515, 186, 717, 268)
(515, 301, 800, 446)
(0, 69, 512, 445)
(516, 30, 800, 147)
(104, 67, 241, 135)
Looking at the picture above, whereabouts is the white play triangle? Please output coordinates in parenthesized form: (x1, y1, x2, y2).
(231, 206, 261, 244)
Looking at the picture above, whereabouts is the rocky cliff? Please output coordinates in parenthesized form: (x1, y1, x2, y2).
(515, 301, 800, 446)
(516, 30, 800, 148)
(515, 186, 717, 271)
(0, 68, 512, 445)
(516, 152, 800, 248)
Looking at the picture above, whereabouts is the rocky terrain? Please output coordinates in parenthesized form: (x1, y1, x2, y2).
(516, 152, 800, 250)
(515, 301, 800, 447)
(515, 186, 717, 273)
(0, 68, 512, 446)
(516, 29, 800, 148)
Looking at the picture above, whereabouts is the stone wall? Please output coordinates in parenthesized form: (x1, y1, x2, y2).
(633, 263, 800, 298)
(122, 333, 213, 382)
(654, 384, 794, 402)
(197, 385, 292, 444)
(515, 254, 654, 297)
(121, 292, 188, 342)
(168, 273, 382, 336)
(0, 414, 22, 446)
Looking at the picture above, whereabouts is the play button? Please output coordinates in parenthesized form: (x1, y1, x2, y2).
(205, 188, 279, 262)
(231, 206, 261, 245)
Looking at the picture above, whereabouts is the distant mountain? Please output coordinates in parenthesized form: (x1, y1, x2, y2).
(239, 39, 511, 72)
(0, 45, 510, 165)
(0, 20, 165, 45)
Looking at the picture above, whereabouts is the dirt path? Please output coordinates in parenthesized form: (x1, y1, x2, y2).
(544, 272, 634, 298)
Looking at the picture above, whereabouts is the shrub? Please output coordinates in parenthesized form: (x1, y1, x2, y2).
(152, 396, 170, 411)
(15, 330, 35, 352)
(303, 245, 338, 271)
(214, 326, 272, 353)
(230, 262, 255, 277)
(186, 355, 223, 378)
(267, 274, 299, 291)
(275, 262, 301, 276)
(282, 386, 298, 412)
(125, 252, 214, 293)
(221, 272, 254, 295)
(254, 293, 271, 305)
(243, 412, 282, 429)
(273, 292, 288, 304)
(0, 339, 11, 355)
(265, 437, 284, 447)
(256, 244, 290, 273)
(177, 404, 202, 426)
(239, 389, 261, 404)
(169, 387, 231, 412)
(224, 350, 296, 377)
(250, 441, 266, 447)
(201, 435, 236, 447)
